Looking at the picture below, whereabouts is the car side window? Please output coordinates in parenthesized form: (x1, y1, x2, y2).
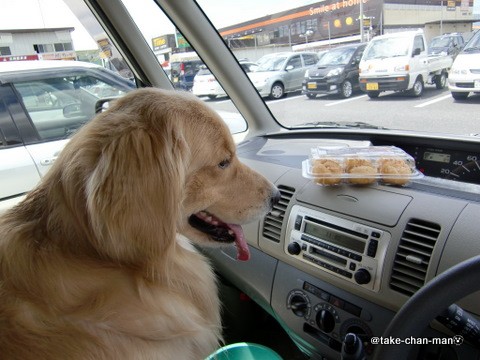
(414, 35, 425, 52)
(0, 102, 7, 148)
(354, 48, 365, 62)
(0, 98, 7, 150)
(0, 87, 22, 147)
(286, 55, 302, 69)
(302, 54, 318, 66)
(14, 76, 130, 141)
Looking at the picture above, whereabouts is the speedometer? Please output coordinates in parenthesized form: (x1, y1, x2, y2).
(411, 147, 480, 186)
(446, 156, 480, 184)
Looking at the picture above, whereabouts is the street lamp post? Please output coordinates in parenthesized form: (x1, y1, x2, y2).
(300, 29, 314, 45)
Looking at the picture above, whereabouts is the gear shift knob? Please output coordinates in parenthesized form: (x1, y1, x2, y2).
(341, 333, 366, 360)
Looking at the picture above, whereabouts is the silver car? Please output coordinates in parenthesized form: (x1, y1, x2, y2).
(248, 52, 318, 99)
(0, 60, 135, 214)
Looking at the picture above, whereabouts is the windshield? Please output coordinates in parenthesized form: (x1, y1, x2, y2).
(430, 37, 451, 48)
(2, 0, 479, 139)
(256, 55, 288, 72)
(463, 31, 480, 51)
(318, 47, 356, 66)
(362, 36, 411, 60)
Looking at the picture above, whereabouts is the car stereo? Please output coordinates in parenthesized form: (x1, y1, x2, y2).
(285, 205, 390, 292)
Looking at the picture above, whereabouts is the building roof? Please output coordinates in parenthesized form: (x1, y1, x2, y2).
(425, 17, 480, 25)
(0, 27, 74, 33)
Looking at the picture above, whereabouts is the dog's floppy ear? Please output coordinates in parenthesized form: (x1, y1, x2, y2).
(85, 111, 188, 269)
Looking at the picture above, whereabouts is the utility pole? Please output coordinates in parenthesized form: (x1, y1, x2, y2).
(440, 0, 444, 35)
(360, 0, 364, 42)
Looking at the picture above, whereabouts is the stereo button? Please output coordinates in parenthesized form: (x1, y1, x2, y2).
(295, 215, 303, 230)
(354, 269, 371, 285)
(287, 242, 302, 255)
(367, 239, 378, 257)
(349, 253, 362, 262)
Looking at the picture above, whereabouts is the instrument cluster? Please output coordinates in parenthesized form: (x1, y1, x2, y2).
(399, 145, 480, 186)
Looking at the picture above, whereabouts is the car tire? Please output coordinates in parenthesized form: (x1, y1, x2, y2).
(435, 72, 447, 89)
(269, 82, 285, 99)
(451, 91, 469, 100)
(367, 91, 380, 99)
(340, 80, 353, 98)
(306, 93, 316, 99)
(409, 77, 424, 97)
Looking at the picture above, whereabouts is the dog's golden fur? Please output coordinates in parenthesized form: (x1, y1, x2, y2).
(0, 88, 278, 359)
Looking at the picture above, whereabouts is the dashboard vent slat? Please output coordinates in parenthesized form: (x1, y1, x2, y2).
(261, 185, 295, 243)
(390, 219, 441, 296)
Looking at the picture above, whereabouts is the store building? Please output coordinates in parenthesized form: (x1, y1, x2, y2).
(0, 27, 76, 62)
(218, 0, 477, 59)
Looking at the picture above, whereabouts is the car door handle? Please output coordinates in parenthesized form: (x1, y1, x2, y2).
(40, 151, 60, 166)
(40, 156, 57, 166)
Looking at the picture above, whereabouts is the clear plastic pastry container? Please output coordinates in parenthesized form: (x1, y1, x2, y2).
(302, 146, 422, 186)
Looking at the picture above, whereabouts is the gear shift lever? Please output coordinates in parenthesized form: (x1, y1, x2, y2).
(341, 333, 366, 360)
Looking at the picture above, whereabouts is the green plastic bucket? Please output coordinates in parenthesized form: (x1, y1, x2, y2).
(205, 342, 283, 360)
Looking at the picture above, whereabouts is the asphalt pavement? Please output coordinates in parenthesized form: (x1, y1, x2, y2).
(205, 87, 480, 136)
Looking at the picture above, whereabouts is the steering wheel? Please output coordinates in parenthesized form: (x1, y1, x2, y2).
(372, 254, 480, 360)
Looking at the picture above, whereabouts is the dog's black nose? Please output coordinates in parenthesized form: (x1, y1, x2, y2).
(270, 188, 282, 208)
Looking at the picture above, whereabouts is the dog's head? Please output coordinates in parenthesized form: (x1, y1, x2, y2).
(52, 88, 279, 265)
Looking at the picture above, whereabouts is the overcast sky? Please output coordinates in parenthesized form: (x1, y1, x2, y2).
(0, 0, 320, 50)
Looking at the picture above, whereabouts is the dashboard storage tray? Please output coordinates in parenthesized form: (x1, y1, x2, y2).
(302, 145, 422, 186)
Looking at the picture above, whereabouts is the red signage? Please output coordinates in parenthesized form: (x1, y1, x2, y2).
(0, 55, 39, 62)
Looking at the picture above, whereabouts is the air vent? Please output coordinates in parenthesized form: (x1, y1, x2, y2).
(262, 185, 295, 243)
(390, 219, 441, 296)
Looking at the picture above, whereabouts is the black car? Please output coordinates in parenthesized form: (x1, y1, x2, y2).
(428, 33, 465, 59)
(302, 43, 366, 99)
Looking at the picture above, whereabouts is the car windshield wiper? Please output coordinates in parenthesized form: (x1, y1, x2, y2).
(366, 55, 388, 60)
(294, 121, 387, 129)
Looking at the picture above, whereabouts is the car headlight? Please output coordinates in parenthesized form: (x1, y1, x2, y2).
(394, 65, 410, 72)
(326, 67, 342, 77)
(304, 70, 310, 77)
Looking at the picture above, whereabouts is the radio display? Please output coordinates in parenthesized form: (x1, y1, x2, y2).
(304, 222, 365, 254)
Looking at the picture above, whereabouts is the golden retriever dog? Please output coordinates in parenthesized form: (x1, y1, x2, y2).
(0, 88, 280, 360)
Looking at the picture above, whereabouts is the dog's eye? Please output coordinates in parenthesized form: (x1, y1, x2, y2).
(218, 159, 230, 169)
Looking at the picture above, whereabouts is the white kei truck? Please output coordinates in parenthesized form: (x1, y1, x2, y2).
(359, 30, 453, 98)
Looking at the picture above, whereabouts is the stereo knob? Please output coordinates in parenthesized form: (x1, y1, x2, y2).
(316, 309, 336, 333)
(287, 242, 301, 255)
(354, 269, 371, 285)
(290, 294, 309, 317)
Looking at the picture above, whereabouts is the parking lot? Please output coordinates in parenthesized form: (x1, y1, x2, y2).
(204, 86, 480, 135)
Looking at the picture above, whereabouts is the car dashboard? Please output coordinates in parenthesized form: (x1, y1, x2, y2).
(202, 130, 480, 360)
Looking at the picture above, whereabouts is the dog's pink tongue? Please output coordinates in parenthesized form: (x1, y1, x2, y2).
(229, 224, 250, 261)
